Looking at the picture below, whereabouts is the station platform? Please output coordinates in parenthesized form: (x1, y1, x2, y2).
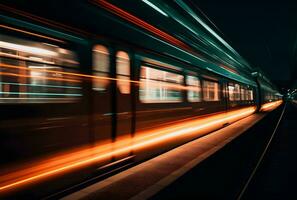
(62, 110, 270, 200)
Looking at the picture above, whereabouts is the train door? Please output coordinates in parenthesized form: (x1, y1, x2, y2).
(114, 50, 133, 159)
(222, 80, 229, 111)
(0, 27, 90, 163)
(91, 45, 112, 146)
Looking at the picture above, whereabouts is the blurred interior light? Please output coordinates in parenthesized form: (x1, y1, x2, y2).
(0, 41, 58, 57)
(142, 0, 168, 17)
(28, 65, 60, 69)
(28, 57, 43, 61)
(42, 43, 59, 48)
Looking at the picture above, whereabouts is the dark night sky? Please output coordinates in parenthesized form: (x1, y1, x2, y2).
(192, 0, 297, 88)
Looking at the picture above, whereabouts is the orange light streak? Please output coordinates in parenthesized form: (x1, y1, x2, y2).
(0, 4, 90, 37)
(0, 72, 80, 83)
(0, 24, 65, 43)
(90, 0, 193, 52)
(260, 100, 282, 112)
(0, 63, 202, 92)
(0, 63, 136, 83)
(0, 52, 55, 65)
(0, 106, 256, 192)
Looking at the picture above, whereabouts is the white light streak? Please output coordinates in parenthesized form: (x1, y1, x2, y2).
(0, 41, 58, 57)
(142, 0, 168, 17)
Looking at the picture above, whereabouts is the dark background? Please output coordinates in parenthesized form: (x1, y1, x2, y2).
(192, 0, 297, 90)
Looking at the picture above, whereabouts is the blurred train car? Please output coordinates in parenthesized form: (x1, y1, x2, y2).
(0, 0, 282, 197)
(255, 71, 283, 106)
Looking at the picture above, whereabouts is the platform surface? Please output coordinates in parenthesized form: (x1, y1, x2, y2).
(62, 113, 266, 200)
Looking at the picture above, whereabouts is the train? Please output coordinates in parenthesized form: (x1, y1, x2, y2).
(0, 0, 282, 198)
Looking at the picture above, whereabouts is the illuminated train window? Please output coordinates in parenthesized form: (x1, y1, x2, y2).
(244, 88, 253, 101)
(116, 51, 130, 94)
(139, 66, 183, 103)
(245, 89, 253, 100)
(93, 45, 110, 91)
(245, 89, 250, 100)
(186, 75, 201, 102)
(248, 89, 254, 100)
(240, 87, 245, 100)
(234, 84, 240, 100)
(228, 83, 240, 101)
(264, 92, 272, 101)
(203, 80, 220, 101)
(228, 84, 235, 101)
(0, 33, 81, 103)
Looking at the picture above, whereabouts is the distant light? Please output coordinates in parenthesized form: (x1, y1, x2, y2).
(142, 0, 168, 17)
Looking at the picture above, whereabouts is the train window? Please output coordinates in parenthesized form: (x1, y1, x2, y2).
(0, 33, 81, 103)
(203, 80, 220, 101)
(234, 84, 240, 100)
(139, 66, 183, 103)
(186, 75, 201, 102)
(240, 87, 245, 100)
(245, 89, 250, 100)
(116, 51, 130, 94)
(228, 83, 240, 101)
(93, 45, 110, 91)
(228, 84, 235, 101)
(248, 89, 253, 100)
(264, 92, 270, 101)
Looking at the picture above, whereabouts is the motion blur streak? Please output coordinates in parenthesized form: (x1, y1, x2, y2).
(0, 41, 58, 56)
(91, 0, 192, 52)
(0, 71, 80, 83)
(0, 25, 65, 43)
(0, 106, 275, 192)
(0, 63, 136, 83)
(0, 63, 201, 91)
(260, 100, 283, 112)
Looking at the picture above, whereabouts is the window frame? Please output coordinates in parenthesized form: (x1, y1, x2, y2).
(240, 86, 246, 101)
(186, 75, 202, 103)
(0, 30, 82, 104)
(116, 50, 131, 94)
(202, 79, 220, 102)
(139, 63, 184, 104)
(92, 44, 110, 92)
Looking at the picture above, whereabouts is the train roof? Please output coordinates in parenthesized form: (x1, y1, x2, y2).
(0, 0, 278, 88)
